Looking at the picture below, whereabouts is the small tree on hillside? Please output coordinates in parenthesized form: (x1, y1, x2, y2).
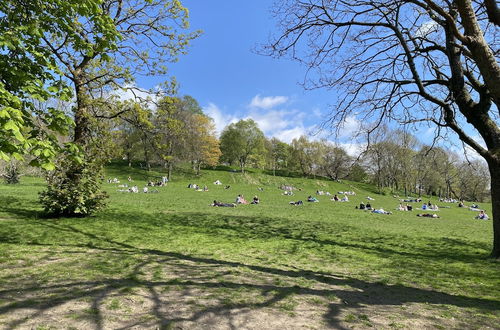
(219, 119, 265, 173)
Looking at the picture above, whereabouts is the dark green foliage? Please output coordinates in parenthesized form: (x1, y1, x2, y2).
(39, 158, 108, 217)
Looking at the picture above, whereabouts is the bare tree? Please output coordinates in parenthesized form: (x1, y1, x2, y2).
(265, 0, 500, 257)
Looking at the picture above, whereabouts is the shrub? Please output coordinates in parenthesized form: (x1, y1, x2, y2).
(39, 158, 108, 217)
(3, 163, 20, 184)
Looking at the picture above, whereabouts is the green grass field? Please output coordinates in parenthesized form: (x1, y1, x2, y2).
(0, 165, 498, 329)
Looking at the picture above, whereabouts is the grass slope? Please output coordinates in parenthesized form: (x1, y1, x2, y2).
(0, 165, 498, 329)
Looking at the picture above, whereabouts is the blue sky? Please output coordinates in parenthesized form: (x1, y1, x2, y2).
(132, 1, 487, 160)
(136, 1, 350, 145)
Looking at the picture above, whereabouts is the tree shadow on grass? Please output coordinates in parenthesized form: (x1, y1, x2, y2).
(0, 215, 498, 329)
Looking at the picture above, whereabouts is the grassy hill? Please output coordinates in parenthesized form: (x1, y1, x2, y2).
(0, 164, 498, 329)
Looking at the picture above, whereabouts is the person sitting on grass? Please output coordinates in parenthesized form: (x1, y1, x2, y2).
(289, 200, 303, 206)
(251, 196, 260, 204)
(398, 203, 406, 211)
(475, 210, 489, 220)
(307, 195, 319, 202)
(365, 202, 372, 210)
(143, 186, 148, 193)
(359, 202, 366, 210)
(236, 194, 248, 204)
(203, 185, 209, 192)
(417, 213, 439, 218)
(406, 204, 413, 211)
(332, 194, 339, 201)
(341, 195, 349, 202)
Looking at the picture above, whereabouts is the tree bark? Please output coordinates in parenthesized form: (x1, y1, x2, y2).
(167, 162, 172, 181)
(487, 158, 500, 258)
(73, 77, 90, 146)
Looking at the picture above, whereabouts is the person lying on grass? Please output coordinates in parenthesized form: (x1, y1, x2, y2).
(475, 210, 489, 220)
(307, 196, 319, 202)
(211, 200, 236, 207)
(251, 196, 260, 204)
(289, 200, 304, 206)
(417, 213, 440, 218)
(371, 208, 392, 214)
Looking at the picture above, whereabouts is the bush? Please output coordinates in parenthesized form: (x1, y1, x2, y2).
(3, 163, 20, 184)
(39, 158, 108, 217)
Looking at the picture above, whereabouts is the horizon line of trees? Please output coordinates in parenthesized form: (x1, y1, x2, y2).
(67, 97, 488, 202)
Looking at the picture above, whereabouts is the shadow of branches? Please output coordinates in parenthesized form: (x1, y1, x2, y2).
(0, 211, 498, 329)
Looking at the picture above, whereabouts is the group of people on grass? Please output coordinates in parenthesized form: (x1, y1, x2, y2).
(187, 183, 209, 192)
(110, 176, 491, 220)
(211, 194, 260, 207)
(331, 194, 349, 202)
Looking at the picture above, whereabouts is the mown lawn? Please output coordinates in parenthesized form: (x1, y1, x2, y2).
(0, 167, 498, 329)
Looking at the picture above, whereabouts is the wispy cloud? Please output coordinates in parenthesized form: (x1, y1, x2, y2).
(249, 94, 289, 109)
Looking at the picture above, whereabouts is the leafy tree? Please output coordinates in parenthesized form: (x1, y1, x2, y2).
(187, 114, 221, 175)
(268, 137, 290, 176)
(27, 0, 198, 216)
(320, 141, 352, 181)
(220, 119, 265, 173)
(289, 136, 325, 177)
(267, 0, 500, 257)
(347, 162, 368, 183)
(457, 160, 490, 202)
(153, 97, 186, 179)
(0, 0, 87, 169)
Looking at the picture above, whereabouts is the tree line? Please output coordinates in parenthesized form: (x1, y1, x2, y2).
(103, 105, 490, 203)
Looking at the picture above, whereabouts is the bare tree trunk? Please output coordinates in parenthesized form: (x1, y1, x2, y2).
(73, 77, 89, 146)
(487, 159, 500, 258)
(167, 162, 172, 181)
(240, 159, 245, 173)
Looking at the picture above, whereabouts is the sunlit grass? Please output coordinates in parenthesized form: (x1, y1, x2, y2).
(0, 165, 498, 328)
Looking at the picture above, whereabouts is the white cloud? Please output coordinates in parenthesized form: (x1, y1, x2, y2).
(339, 142, 367, 157)
(112, 84, 163, 104)
(274, 126, 308, 143)
(337, 115, 361, 139)
(248, 109, 297, 134)
(416, 20, 438, 37)
(203, 103, 238, 136)
(249, 94, 289, 109)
